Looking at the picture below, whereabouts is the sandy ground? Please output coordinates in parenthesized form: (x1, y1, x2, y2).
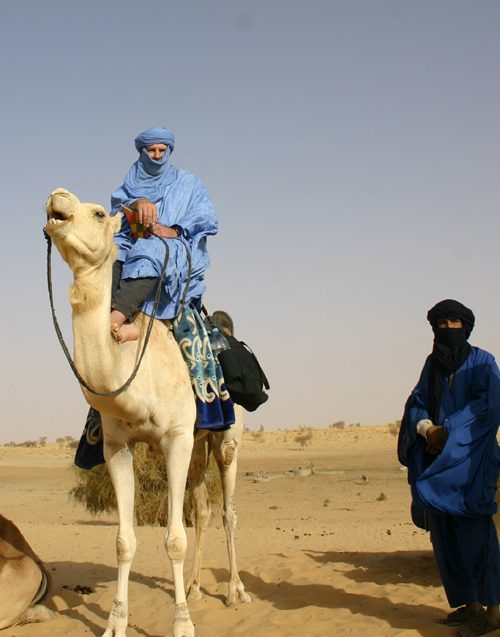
(0, 426, 498, 637)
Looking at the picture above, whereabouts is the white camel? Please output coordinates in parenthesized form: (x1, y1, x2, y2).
(0, 514, 54, 629)
(45, 188, 249, 637)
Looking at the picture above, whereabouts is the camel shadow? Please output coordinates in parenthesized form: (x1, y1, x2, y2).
(46, 560, 174, 637)
(210, 549, 446, 637)
(306, 548, 442, 587)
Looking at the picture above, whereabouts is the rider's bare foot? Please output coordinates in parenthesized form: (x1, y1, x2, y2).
(111, 322, 140, 344)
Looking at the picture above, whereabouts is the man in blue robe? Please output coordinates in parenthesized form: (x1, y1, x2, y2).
(109, 127, 217, 343)
(399, 299, 500, 637)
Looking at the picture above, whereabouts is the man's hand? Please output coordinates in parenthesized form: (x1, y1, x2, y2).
(425, 425, 448, 455)
(150, 223, 179, 238)
(133, 198, 157, 227)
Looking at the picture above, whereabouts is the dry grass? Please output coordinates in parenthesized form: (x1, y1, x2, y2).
(294, 429, 313, 449)
(70, 443, 223, 526)
(387, 421, 401, 436)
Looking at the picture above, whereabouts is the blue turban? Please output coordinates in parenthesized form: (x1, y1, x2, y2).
(134, 127, 175, 153)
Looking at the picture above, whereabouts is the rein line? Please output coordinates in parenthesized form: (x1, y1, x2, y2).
(45, 229, 192, 398)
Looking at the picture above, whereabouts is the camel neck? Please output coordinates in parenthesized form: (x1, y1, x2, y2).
(70, 260, 117, 388)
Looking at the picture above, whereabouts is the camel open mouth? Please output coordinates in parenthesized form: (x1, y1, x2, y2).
(47, 210, 69, 223)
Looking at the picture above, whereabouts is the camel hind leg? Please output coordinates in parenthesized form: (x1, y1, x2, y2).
(212, 418, 251, 606)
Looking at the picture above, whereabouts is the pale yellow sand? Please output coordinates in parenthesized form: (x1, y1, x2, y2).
(0, 427, 498, 637)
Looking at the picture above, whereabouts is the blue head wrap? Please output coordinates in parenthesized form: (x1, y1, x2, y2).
(134, 127, 175, 153)
(117, 127, 178, 200)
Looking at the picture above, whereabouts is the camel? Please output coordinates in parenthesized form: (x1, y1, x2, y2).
(0, 514, 54, 629)
(45, 188, 249, 637)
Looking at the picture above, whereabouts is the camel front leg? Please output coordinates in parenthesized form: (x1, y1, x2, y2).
(102, 441, 136, 637)
(213, 432, 251, 606)
(162, 429, 195, 637)
(186, 434, 211, 601)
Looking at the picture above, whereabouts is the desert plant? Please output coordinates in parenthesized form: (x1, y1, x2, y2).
(20, 440, 38, 448)
(387, 421, 401, 436)
(329, 421, 345, 429)
(251, 431, 264, 442)
(294, 429, 313, 449)
(376, 493, 387, 501)
(70, 442, 222, 526)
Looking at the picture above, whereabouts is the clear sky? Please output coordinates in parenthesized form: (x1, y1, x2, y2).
(1, 0, 499, 443)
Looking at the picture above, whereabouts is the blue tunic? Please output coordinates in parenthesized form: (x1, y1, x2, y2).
(111, 165, 217, 320)
(399, 347, 500, 607)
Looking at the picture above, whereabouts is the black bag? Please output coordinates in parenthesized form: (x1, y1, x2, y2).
(218, 335, 270, 411)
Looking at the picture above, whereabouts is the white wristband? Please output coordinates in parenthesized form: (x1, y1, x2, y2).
(416, 419, 434, 438)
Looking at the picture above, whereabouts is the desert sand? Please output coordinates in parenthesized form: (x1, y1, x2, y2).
(0, 426, 498, 637)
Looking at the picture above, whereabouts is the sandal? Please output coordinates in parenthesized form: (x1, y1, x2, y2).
(436, 607, 485, 627)
(457, 614, 499, 637)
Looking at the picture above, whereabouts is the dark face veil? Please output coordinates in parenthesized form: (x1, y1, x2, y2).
(426, 299, 475, 424)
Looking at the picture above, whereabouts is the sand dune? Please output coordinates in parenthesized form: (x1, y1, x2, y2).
(0, 426, 498, 637)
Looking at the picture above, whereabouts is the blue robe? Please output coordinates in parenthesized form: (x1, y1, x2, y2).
(399, 347, 500, 607)
(111, 166, 217, 320)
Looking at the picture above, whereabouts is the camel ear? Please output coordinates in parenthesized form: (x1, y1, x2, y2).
(111, 212, 122, 233)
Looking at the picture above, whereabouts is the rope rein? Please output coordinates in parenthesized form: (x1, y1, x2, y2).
(45, 228, 192, 398)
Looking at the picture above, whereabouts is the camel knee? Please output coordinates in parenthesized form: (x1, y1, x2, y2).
(165, 530, 187, 562)
(116, 530, 136, 563)
(223, 505, 237, 531)
(221, 440, 237, 467)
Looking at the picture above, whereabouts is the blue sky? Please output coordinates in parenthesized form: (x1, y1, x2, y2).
(1, 0, 499, 442)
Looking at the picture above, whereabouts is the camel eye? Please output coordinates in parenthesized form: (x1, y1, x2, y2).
(94, 210, 106, 220)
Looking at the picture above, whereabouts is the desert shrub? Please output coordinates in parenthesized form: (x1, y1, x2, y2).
(329, 421, 345, 429)
(20, 440, 38, 448)
(294, 429, 313, 448)
(387, 421, 401, 436)
(70, 442, 222, 526)
(251, 431, 264, 442)
(67, 439, 79, 449)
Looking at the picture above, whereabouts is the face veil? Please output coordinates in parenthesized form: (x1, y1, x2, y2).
(426, 299, 475, 424)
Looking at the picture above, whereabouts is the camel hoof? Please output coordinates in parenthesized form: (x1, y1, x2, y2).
(173, 603, 195, 637)
(102, 599, 128, 636)
(226, 586, 251, 606)
(187, 586, 204, 602)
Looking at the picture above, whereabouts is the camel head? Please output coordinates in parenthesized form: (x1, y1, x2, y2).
(45, 188, 121, 271)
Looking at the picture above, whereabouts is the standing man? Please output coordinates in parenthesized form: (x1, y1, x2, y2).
(399, 299, 500, 637)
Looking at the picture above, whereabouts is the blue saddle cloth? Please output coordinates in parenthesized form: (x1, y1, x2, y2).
(74, 306, 235, 470)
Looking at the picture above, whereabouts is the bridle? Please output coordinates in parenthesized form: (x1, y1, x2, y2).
(45, 227, 192, 398)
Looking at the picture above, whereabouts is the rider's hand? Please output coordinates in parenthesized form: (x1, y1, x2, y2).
(151, 223, 179, 238)
(425, 425, 448, 455)
(133, 199, 157, 227)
